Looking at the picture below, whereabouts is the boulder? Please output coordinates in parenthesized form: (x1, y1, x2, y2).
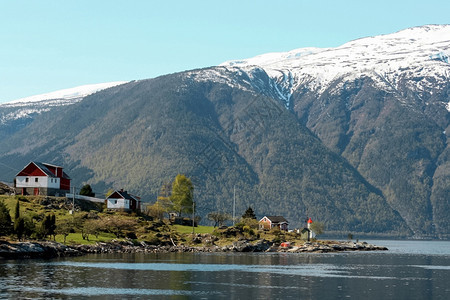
(232, 240, 253, 252)
(0, 182, 15, 195)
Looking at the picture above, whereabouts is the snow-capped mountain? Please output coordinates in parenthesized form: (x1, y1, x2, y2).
(221, 25, 450, 110)
(0, 81, 127, 125)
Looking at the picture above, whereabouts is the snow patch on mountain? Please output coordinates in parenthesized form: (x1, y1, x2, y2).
(221, 25, 450, 104)
(0, 81, 128, 125)
(2, 81, 128, 107)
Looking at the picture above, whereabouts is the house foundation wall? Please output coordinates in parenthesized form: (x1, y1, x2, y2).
(19, 187, 69, 197)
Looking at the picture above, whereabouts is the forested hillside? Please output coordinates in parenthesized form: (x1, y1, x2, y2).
(0, 70, 408, 235)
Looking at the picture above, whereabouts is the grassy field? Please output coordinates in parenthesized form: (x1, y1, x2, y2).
(171, 224, 215, 234)
(55, 232, 118, 245)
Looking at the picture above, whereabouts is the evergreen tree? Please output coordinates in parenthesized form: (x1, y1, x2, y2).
(14, 200, 20, 220)
(13, 199, 24, 240)
(14, 218, 25, 241)
(0, 201, 13, 236)
(41, 214, 56, 240)
(170, 174, 194, 217)
(23, 217, 36, 239)
(80, 184, 94, 197)
(242, 206, 256, 219)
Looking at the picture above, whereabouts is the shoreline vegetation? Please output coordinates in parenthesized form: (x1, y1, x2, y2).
(0, 238, 388, 259)
(0, 195, 389, 259)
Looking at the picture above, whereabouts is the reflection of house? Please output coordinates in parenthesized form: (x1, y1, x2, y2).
(106, 189, 141, 211)
(15, 162, 71, 196)
(259, 216, 289, 231)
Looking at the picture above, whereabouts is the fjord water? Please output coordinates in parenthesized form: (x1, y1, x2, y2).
(1, 240, 449, 299)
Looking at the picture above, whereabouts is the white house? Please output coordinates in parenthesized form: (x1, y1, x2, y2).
(106, 189, 141, 211)
(15, 161, 71, 196)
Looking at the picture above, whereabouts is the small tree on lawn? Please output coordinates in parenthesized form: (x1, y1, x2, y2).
(56, 219, 73, 244)
(82, 219, 104, 241)
(207, 212, 231, 227)
(170, 174, 194, 217)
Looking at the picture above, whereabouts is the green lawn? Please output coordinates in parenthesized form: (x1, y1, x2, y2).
(171, 224, 215, 234)
(55, 232, 118, 245)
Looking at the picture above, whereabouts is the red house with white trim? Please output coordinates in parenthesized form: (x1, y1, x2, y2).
(259, 216, 289, 231)
(15, 162, 71, 196)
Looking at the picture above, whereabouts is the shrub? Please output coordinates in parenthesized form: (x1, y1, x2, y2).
(0, 200, 12, 236)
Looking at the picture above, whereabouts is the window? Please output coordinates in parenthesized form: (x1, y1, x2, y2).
(25, 178, 29, 183)
(35, 178, 39, 183)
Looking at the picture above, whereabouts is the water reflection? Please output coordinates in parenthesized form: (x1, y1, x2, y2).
(1, 241, 450, 299)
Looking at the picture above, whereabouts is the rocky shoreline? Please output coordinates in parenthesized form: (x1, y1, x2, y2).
(0, 239, 387, 259)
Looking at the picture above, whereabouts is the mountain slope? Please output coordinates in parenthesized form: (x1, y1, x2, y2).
(0, 69, 408, 234)
(0, 82, 127, 140)
(221, 25, 450, 237)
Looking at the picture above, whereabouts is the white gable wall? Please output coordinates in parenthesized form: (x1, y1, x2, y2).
(107, 198, 130, 209)
(16, 176, 60, 189)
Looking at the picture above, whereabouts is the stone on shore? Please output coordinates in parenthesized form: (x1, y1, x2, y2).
(0, 239, 387, 259)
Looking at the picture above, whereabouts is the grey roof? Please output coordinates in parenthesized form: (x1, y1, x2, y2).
(33, 162, 57, 178)
(107, 190, 140, 201)
(33, 162, 71, 179)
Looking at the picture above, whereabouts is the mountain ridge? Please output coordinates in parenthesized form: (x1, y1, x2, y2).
(221, 25, 450, 111)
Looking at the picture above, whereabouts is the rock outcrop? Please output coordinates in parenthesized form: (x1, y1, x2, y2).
(0, 239, 388, 259)
(0, 240, 81, 259)
(281, 241, 388, 253)
(0, 182, 14, 195)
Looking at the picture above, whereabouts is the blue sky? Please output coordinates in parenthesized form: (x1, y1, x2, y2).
(1, 0, 449, 103)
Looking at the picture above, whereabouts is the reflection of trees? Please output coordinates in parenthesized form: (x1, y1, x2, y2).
(0, 250, 445, 299)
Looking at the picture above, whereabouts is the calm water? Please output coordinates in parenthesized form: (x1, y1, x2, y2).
(1, 240, 449, 299)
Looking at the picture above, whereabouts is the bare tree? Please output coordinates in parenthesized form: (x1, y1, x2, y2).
(207, 212, 231, 227)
